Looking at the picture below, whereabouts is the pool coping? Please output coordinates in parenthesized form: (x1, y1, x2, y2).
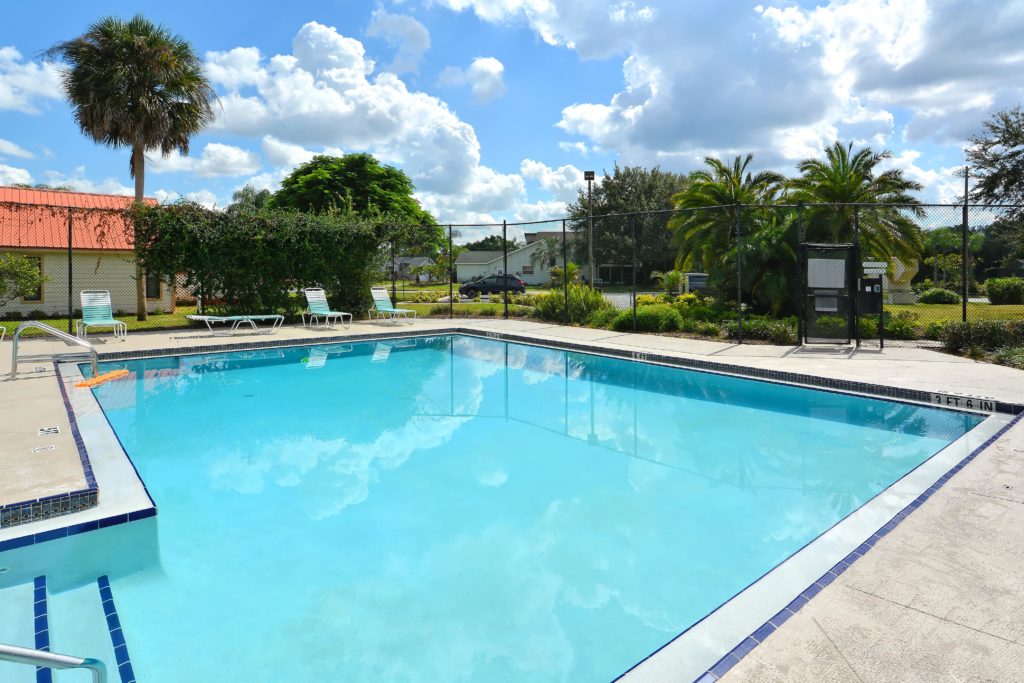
(1, 326, 1019, 682)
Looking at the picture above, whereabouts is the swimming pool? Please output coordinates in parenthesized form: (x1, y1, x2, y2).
(0, 334, 989, 681)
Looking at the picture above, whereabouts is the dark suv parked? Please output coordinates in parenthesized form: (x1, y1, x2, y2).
(459, 274, 526, 297)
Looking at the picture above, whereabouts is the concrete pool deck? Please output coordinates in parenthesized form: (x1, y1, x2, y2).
(1, 318, 1022, 680)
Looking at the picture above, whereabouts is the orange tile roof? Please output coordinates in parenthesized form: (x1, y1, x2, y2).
(0, 186, 157, 251)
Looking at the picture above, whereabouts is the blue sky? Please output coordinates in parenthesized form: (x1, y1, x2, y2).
(1, 0, 1022, 222)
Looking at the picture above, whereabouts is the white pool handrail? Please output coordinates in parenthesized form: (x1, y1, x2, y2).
(9, 320, 99, 380)
(0, 642, 106, 683)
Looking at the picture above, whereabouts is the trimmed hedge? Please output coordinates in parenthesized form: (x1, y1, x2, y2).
(985, 278, 1024, 305)
(941, 320, 1024, 352)
(721, 318, 796, 345)
(611, 304, 683, 332)
(917, 287, 961, 304)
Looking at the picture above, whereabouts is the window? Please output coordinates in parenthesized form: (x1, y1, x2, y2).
(145, 272, 161, 299)
(23, 256, 42, 301)
(522, 265, 534, 275)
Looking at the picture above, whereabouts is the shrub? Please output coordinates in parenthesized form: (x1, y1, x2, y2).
(721, 318, 797, 345)
(993, 346, 1024, 370)
(675, 292, 699, 307)
(402, 290, 443, 303)
(635, 294, 660, 307)
(985, 278, 1024, 305)
(610, 304, 682, 332)
(586, 307, 619, 329)
(676, 302, 719, 322)
(942, 320, 1024, 352)
(885, 311, 919, 340)
(532, 285, 612, 324)
(923, 320, 949, 340)
(811, 315, 848, 338)
(917, 287, 961, 304)
(679, 318, 722, 337)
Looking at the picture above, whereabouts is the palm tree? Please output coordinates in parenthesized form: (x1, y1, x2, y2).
(668, 153, 784, 276)
(786, 141, 924, 260)
(49, 15, 216, 320)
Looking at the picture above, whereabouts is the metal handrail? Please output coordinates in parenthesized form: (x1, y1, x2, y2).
(9, 321, 99, 380)
(0, 642, 106, 683)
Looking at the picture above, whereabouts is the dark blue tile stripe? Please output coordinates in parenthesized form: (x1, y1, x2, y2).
(0, 508, 157, 555)
(97, 576, 136, 683)
(33, 576, 51, 683)
(690, 410, 1024, 682)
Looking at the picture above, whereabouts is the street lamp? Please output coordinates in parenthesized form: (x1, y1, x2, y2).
(584, 170, 595, 286)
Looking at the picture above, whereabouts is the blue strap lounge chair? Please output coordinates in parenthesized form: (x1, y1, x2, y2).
(302, 288, 352, 329)
(369, 286, 416, 324)
(77, 290, 127, 341)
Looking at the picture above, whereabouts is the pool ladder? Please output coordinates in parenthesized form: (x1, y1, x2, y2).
(7, 320, 99, 380)
(0, 642, 106, 682)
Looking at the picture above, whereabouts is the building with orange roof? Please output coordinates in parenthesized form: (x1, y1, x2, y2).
(0, 186, 174, 318)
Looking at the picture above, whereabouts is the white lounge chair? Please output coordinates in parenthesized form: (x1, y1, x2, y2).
(187, 314, 284, 336)
(77, 290, 127, 341)
(302, 288, 352, 329)
(368, 286, 416, 324)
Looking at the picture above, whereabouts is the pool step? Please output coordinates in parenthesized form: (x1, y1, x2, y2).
(0, 579, 37, 683)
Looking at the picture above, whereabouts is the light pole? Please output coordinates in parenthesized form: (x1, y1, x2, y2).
(584, 170, 595, 286)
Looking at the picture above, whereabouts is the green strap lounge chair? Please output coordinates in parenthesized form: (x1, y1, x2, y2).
(369, 286, 416, 324)
(77, 290, 127, 341)
(302, 288, 352, 329)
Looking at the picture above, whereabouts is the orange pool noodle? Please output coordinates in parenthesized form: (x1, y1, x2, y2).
(76, 368, 130, 388)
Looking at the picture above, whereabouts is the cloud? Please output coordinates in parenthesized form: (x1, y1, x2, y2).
(42, 167, 133, 196)
(557, 141, 590, 155)
(0, 46, 62, 113)
(261, 135, 316, 168)
(149, 142, 262, 177)
(438, 57, 507, 103)
(366, 10, 431, 74)
(0, 138, 33, 159)
(0, 163, 32, 185)
(152, 188, 223, 208)
(519, 160, 583, 203)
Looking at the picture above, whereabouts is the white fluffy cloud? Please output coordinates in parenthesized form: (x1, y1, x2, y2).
(43, 167, 133, 196)
(519, 159, 584, 203)
(366, 10, 431, 74)
(439, 57, 507, 103)
(0, 163, 32, 185)
(0, 138, 33, 159)
(204, 21, 523, 220)
(0, 47, 62, 113)
(149, 142, 262, 177)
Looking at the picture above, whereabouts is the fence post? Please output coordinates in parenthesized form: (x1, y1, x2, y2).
(67, 209, 73, 334)
(390, 237, 397, 305)
(631, 213, 637, 332)
(853, 206, 861, 348)
(962, 167, 969, 323)
(502, 220, 509, 320)
(796, 202, 804, 343)
(562, 218, 569, 325)
(735, 203, 743, 344)
(448, 224, 454, 320)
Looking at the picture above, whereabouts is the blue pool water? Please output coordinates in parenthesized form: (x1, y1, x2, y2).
(11, 336, 985, 681)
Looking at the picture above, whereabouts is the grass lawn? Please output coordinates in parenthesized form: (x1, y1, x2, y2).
(1, 306, 199, 338)
(887, 302, 1024, 323)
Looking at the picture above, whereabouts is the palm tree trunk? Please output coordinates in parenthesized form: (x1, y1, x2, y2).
(133, 144, 148, 321)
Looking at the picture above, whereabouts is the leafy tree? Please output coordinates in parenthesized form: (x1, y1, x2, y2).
(967, 106, 1024, 209)
(549, 263, 581, 287)
(229, 185, 272, 211)
(529, 237, 563, 269)
(461, 235, 522, 251)
(786, 141, 924, 260)
(0, 254, 48, 305)
(48, 15, 216, 321)
(566, 164, 690, 282)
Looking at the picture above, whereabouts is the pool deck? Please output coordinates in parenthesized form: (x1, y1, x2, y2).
(1, 319, 1022, 680)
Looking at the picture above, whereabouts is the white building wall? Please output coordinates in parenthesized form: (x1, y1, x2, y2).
(0, 249, 174, 317)
(457, 242, 554, 285)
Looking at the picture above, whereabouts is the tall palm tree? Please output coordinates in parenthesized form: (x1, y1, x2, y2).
(786, 141, 924, 260)
(668, 154, 784, 274)
(49, 15, 216, 320)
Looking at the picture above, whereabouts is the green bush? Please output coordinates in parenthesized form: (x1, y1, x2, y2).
(635, 294, 661, 307)
(586, 307, 619, 329)
(811, 315, 848, 338)
(923, 320, 950, 340)
(721, 318, 796, 345)
(402, 290, 443, 303)
(917, 287, 961, 304)
(942, 320, 1024, 352)
(532, 285, 612, 324)
(675, 302, 720, 322)
(993, 346, 1024, 370)
(679, 318, 722, 337)
(610, 304, 682, 332)
(985, 278, 1024, 305)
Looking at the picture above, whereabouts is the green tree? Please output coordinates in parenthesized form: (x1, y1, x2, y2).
(462, 235, 522, 251)
(229, 185, 272, 211)
(786, 141, 924, 260)
(529, 237, 563, 270)
(0, 254, 48, 305)
(566, 164, 690, 282)
(49, 15, 216, 321)
(967, 106, 1024, 209)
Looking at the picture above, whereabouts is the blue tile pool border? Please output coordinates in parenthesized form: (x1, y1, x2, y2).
(683, 409, 1024, 682)
(0, 365, 99, 530)
(33, 575, 51, 683)
(98, 575, 136, 683)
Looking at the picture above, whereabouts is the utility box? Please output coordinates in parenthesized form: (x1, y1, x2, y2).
(683, 273, 708, 293)
(859, 277, 883, 314)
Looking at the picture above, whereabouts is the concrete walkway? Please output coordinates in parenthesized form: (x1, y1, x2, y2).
(1, 319, 1022, 681)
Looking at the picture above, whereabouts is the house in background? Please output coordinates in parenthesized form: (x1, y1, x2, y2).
(392, 255, 436, 281)
(0, 186, 173, 318)
(455, 232, 570, 285)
